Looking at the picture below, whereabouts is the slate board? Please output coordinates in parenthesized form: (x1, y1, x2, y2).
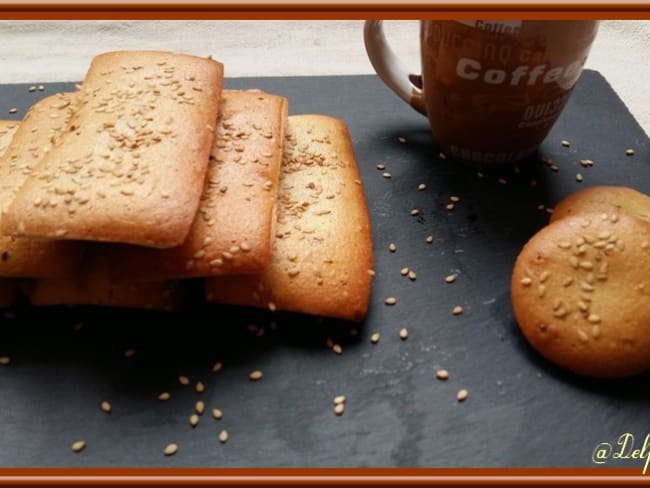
(0, 72, 648, 469)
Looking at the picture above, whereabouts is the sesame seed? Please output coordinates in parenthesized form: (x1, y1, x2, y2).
(400, 267, 409, 276)
(178, 375, 190, 385)
(100, 401, 112, 413)
(334, 403, 345, 415)
(426, 235, 433, 244)
(452, 306, 463, 315)
(163, 443, 178, 456)
(398, 137, 406, 143)
(498, 178, 508, 185)
(382, 172, 392, 179)
(587, 314, 601, 324)
(561, 140, 571, 147)
(435, 369, 450, 380)
(626, 149, 635, 156)
(410, 209, 420, 216)
(520, 277, 532, 286)
(158, 392, 171, 401)
(576, 173, 583, 182)
(537, 285, 546, 298)
(577, 329, 589, 343)
(38, 85, 45, 91)
(218, 430, 229, 443)
(408, 270, 416, 281)
(332, 344, 343, 355)
(334, 395, 346, 405)
(28, 85, 36, 92)
(370, 332, 380, 344)
(212, 408, 223, 420)
(388, 243, 396, 253)
(385, 297, 397, 306)
(195, 381, 205, 393)
(444, 274, 457, 284)
(376, 163, 386, 170)
(580, 159, 593, 167)
(249, 370, 263, 381)
(539, 271, 550, 283)
(399, 328, 408, 340)
(71, 440, 86, 453)
(8, 108, 17, 114)
(591, 325, 602, 338)
(0, 356, 10, 366)
(268, 302, 277, 312)
(446, 203, 455, 211)
(195, 401, 206, 415)
(418, 183, 426, 191)
(212, 361, 223, 373)
(456, 389, 469, 402)
(450, 196, 460, 203)
(189, 414, 200, 428)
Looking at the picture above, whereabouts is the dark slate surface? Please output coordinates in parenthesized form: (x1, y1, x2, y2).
(0, 72, 649, 468)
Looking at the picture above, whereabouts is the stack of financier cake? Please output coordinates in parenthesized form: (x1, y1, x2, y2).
(511, 185, 650, 378)
(0, 50, 374, 322)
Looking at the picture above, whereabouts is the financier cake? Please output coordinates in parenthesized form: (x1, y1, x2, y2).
(511, 211, 650, 378)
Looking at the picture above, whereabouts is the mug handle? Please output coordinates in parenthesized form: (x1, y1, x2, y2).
(363, 20, 427, 116)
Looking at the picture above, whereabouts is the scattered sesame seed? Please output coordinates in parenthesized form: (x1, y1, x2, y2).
(0, 356, 10, 366)
(388, 243, 396, 253)
(8, 108, 17, 114)
(550, 164, 559, 172)
(418, 183, 426, 191)
(38, 85, 45, 91)
(158, 392, 171, 401)
(457, 389, 469, 402)
(436, 369, 449, 380)
(333, 395, 346, 405)
(100, 401, 112, 413)
(249, 370, 263, 381)
(439, 152, 447, 160)
(400, 267, 409, 276)
(498, 178, 507, 185)
(382, 172, 392, 179)
(384, 297, 397, 306)
(376, 163, 386, 170)
(452, 306, 464, 315)
(195, 381, 205, 393)
(332, 344, 343, 355)
(334, 403, 345, 415)
(626, 149, 635, 156)
(426, 235, 433, 244)
(370, 332, 380, 344)
(163, 443, 178, 456)
(410, 209, 420, 216)
(178, 375, 190, 386)
(28, 85, 36, 92)
(212, 408, 223, 420)
(446, 203, 455, 211)
(580, 159, 594, 167)
(189, 414, 200, 428)
(399, 328, 409, 340)
(445, 274, 457, 284)
(218, 430, 229, 443)
(450, 196, 460, 203)
(71, 440, 86, 453)
(212, 361, 223, 373)
(561, 140, 571, 147)
(408, 270, 416, 281)
(576, 173, 583, 182)
(398, 137, 406, 143)
(195, 401, 206, 415)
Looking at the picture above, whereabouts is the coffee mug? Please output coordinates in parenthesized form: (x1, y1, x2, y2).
(364, 20, 599, 163)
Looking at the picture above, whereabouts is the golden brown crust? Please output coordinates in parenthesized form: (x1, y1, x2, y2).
(511, 212, 650, 378)
(551, 186, 650, 224)
(0, 99, 86, 278)
(106, 90, 288, 281)
(205, 114, 374, 322)
(23, 247, 184, 310)
(1, 51, 224, 248)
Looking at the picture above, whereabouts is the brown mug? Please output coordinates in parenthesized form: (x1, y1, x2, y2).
(364, 20, 599, 164)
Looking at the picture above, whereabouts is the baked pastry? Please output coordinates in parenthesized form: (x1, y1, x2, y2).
(1, 51, 224, 248)
(205, 114, 374, 322)
(551, 186, 650, 224)
(23, 247, 183, 310)
(0, 96, 86, 278)
(0, 120, 19, 305)
(511, 212, 650, 378)
(106, 90, 288, 281)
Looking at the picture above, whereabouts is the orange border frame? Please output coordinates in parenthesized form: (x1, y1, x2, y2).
(0, 4, 649, 486)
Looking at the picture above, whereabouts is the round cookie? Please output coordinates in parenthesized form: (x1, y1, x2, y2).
(551, 186, 650, 224)
(511, 212, 650, 378)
